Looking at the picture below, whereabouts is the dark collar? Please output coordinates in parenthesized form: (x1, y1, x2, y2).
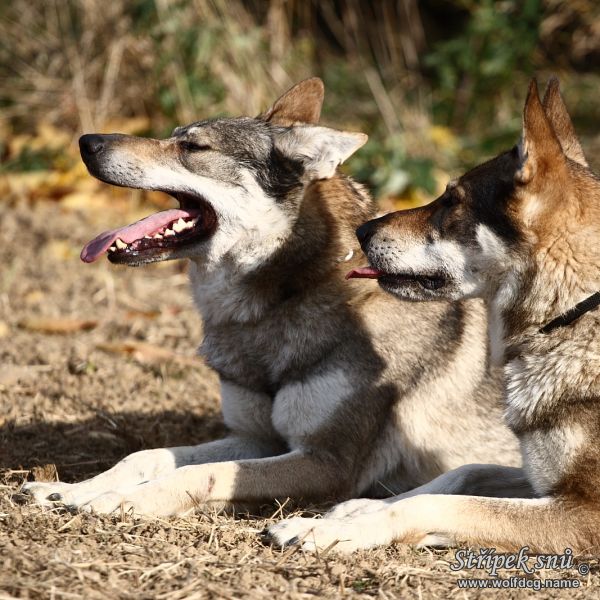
(539, 292, 600, 334)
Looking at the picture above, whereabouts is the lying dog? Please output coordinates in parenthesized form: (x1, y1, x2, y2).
(24, 79, 523, 517)
(269, 77, 600, 553)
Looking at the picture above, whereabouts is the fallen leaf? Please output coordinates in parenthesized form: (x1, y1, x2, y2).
(24, 290, 45, 305)
(124, 309, 161, 320)
(101, 116, 150, 135)
(19, 317, 97, 334)
(45, 240, 79, 261)
(31, 464, 59, 482)
(0, 364, 53, 386)
(96, 340, 201, 366)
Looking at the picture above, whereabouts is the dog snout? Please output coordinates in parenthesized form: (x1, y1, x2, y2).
(356, 220, 378, 250)
(79, 134, 106, 157)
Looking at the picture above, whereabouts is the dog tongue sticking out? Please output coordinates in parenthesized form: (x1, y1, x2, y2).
(345, 267, 382, 280)
(80, 208, 203, 263)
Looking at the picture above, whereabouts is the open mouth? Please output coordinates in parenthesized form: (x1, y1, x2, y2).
(346, 267, 446, 291)
(80, 192, 217, 265)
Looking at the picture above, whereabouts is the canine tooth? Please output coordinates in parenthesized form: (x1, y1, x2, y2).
(154, 233, 163, 239)
(115, 239, 127, 250)
(173, 219, 186, 233)
(164, 228, 175, 237)
(109, 245, 117, 252)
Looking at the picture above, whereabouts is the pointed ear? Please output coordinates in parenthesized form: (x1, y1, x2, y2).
(275, 125, 368, 180)
(259, 78, 325, 125)
(542, 76, 587, 167)
(516, 79, 565, 185)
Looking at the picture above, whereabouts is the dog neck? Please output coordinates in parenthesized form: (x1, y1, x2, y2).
(496, 194, 600, 356)
(189, 175, 374, 327)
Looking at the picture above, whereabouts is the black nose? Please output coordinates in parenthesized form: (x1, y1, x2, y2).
(356, 220, 377, 249)
(79, 134, 105, 156)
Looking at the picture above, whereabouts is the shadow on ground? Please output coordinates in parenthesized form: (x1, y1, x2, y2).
(1, 411, 227, 482)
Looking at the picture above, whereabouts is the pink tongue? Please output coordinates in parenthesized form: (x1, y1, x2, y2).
(80, 208, 202, 263)
(345, 267, 383, 280)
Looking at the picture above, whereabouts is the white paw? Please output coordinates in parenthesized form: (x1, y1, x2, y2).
(79, 490, 136, 515)
(23, 480, 118, 509)
(53, 483, 117, 508)
(268, 514, 390, 554)
(79, 481, 190, 517)
(21, 481, 73, 506)
(325, 498, 387, 519)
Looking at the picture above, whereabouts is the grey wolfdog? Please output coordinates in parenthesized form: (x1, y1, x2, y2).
(24, 79, 524, 518)
(270, 78, 600, 555)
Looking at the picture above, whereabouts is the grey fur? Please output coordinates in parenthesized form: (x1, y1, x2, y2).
(23, 80, 521, 517)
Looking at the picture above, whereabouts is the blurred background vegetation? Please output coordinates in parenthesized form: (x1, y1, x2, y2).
(0, 0, 599, 210)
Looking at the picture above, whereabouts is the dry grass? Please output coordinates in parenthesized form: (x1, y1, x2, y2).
(1, 189, 600, 599)
(0, 0, 426, 142)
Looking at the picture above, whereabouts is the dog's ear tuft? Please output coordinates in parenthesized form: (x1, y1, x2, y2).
(275, 125, 368, 180)
(516, 78, 564, 185)
(259, 78, 325, 125)
(542, 76, 588, 167)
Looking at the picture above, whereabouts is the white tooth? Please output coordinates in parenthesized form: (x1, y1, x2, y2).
(153, 233, 163, 239)
(144, 235, 151, 239)
(173, 220, 186, 233)
(164, 228, 176, 237)
(115, 239, 127, 250)
(109, 245, 117, 252)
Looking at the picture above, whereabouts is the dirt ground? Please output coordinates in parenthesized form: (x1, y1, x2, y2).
(1, 199, 598, 599)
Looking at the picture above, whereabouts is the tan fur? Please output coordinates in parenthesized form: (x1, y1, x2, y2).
(269, 78, 600, 554)
(23, 79, 522, 518)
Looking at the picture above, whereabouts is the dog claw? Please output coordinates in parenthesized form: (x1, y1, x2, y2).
(11, 492, 29, 505)
(283, 535, 300, 548)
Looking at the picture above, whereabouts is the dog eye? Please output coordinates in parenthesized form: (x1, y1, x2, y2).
(179, 141, 211, 152)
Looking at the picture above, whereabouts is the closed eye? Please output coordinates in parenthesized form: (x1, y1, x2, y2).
(179, 141, 212, 152)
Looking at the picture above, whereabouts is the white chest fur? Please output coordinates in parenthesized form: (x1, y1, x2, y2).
(271, 367, 354, 445)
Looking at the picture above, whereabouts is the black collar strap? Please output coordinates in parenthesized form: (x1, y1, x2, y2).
(539, 291, 600, 334)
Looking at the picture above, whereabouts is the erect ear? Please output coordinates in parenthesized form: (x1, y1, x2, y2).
(259, 78, 324, 125)
(542, 76, 587, 167)
(516, 79, 565, 185)
(275, 125, 368, 180)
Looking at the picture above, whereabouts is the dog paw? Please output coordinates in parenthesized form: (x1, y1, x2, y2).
(78, 482, 187, 517)
(267, 516, 379, 554)
(79, 491, 133, 515)
(21, 481, 73, 506)
(325, 498, 387, 519)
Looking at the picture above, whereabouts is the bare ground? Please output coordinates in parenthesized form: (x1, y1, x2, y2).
(1, 200, 598, 599)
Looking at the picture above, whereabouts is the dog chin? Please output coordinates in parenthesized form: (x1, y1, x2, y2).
(378, 281, 439, 302)
(378, 276, 463, 302)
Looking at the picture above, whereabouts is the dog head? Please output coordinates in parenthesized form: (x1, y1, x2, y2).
(349, 78, 597, 305)
(79, 78, 367, 270)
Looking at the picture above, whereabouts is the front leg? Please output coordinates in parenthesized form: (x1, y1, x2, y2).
(324, 463, 533, 520)
(77, 449, 344, 516)
(23, 435, 284, 508)
(269, 464, 536, 552)
(24, 380, 282, 508)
